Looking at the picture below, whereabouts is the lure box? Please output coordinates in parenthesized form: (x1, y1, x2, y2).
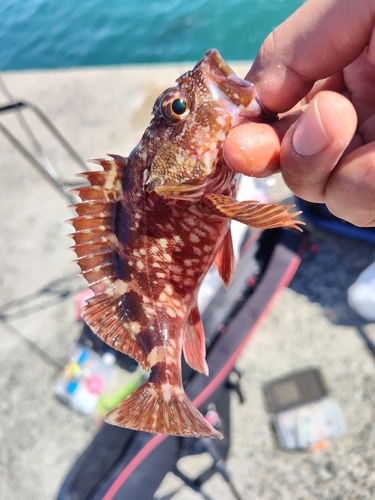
(263, 368, 346, 451)
(54, 345, 116, 415)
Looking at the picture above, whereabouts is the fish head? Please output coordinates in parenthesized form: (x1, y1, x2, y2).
(143, 49, 275, 199)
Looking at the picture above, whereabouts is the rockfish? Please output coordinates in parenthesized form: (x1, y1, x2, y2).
(70, 49, 302, 439)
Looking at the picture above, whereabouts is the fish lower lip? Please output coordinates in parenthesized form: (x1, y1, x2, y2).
(205, 49, 237, 79)
(204, 49, 278, 123)
(205, 50, 255, 106)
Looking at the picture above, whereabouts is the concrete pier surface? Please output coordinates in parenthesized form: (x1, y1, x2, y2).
(0, 62, 375, 500)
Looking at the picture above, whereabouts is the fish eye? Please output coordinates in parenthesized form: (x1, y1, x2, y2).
(171, 99, 187, 115)
(160, 90, 190, 123)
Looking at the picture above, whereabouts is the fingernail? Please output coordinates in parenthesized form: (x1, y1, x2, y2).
(292, 98, 332, 156)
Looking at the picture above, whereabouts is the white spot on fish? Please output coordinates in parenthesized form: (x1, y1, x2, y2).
(166, 307, 176, 318)
(129, 321, 141, 335)
(162, 383, 174, 403)
(216, 115, 227, 127)
(194, 228, 207, 238)
(218, 130, 226, 142)
(147, 346, 164, 367)
(144, 305, 156, 316)
(136, 261, 144, 270)
(184, 217, 195, 226)
(189, 233, 200, 243)
(158, 238, 168, 249)
(173, 235, 184, 245)
(113, 279, 129, 295)
(170, 265, 183, 275)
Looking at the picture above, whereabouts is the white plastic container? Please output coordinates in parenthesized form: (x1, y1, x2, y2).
(347, 262, 375, 322)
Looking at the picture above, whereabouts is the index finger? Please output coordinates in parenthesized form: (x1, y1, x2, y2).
(248, 0, 375, 112)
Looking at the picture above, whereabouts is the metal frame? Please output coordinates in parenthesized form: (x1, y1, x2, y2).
(0, 100, 89, 203)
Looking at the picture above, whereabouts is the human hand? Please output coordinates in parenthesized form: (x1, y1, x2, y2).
(224, 0, 375, 227)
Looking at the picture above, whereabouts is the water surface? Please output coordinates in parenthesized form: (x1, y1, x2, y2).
(0, 0, 304, 70)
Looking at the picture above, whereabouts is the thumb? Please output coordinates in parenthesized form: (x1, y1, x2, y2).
(280, 90, 357, 203)
(248, 0, 375, 112)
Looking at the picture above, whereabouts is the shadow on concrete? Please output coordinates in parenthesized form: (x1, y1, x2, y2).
(288, 224, 375, 361)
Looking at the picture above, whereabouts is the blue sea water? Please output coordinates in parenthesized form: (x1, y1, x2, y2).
(0, 0, 304, 71)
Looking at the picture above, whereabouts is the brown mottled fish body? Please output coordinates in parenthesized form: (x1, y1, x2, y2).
(71, 49, 302, 439)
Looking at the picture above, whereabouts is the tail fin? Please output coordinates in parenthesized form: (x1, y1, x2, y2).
(105, 380, 223, 439)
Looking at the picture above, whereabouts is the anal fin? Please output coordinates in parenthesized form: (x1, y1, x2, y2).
(106, 379, 223, 439)
(183, 306, 208, 376)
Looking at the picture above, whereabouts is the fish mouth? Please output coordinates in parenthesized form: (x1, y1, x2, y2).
(201, 49, 277, 124)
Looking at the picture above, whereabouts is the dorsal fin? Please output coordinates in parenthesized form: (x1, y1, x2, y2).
(69, 156, 149, 371)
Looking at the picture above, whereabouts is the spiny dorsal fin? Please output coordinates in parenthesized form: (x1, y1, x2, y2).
(69, 156, 149, 371)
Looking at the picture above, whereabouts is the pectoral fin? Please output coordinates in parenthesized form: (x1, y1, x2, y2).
(183, 306, 208, 376)
(202, 193, 304, 230)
